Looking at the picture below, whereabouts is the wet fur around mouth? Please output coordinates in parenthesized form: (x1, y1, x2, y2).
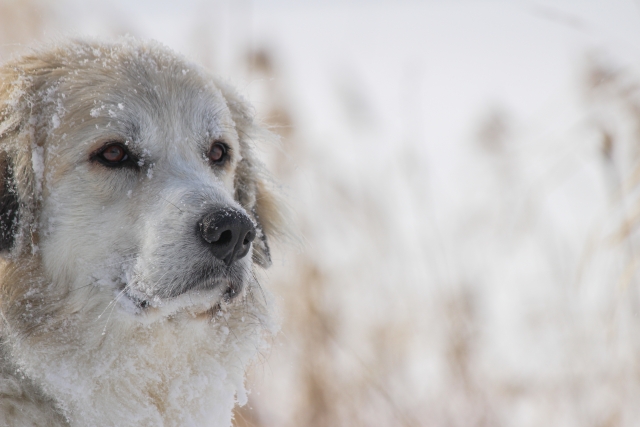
(123, 266, 248, 310)
(0, 37, 285, 427)
(159, 262, 250, 300)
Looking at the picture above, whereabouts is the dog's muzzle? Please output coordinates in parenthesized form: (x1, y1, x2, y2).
(198, 208, 256, 266)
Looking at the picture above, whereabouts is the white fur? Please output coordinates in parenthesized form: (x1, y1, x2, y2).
(0, 38, 280, 426)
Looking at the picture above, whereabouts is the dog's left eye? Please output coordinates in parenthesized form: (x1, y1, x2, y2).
(208, 141, 229, 165)
(102, 145, 127, 162)
(93, 143, 133, 167)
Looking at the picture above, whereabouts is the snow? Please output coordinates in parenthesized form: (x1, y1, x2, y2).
(3, 0, 640, 426)
(31, 143, 44, 197)
(51, 113, 60, 129)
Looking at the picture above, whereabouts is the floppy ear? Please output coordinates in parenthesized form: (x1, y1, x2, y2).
(215, 79, 284, 268)
(0, 71, 23, 255)
(0, 157, 19, 253)
(0, 55, 49, 257)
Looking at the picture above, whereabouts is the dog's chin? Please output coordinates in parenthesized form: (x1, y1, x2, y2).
(118, 277, 244, 322)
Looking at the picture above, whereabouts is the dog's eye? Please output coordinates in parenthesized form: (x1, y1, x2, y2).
(93, 143, 133, 167)
(102, 144, 127, 163)
(208, 141, 229, 165)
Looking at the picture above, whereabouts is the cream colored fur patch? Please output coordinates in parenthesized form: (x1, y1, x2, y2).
(0, 38, 282, 426)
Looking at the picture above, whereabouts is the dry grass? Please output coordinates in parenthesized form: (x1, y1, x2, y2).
(4, 2, 640, 426)
(232, 46, 640, 427)
(0, 0, 45, 59)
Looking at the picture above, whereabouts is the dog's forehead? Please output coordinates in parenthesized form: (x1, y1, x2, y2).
(53, 44, 237, 156)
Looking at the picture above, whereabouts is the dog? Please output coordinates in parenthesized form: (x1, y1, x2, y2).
(0, 38, 282, 426)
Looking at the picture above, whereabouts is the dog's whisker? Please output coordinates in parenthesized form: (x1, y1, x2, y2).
(158, 195, 184, 214)
(67, 283, 97, 293)
(97, 287, 127, 320)
(99, 281, 140, 336)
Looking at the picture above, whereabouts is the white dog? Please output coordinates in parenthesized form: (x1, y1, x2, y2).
(0, 38, 282, 426)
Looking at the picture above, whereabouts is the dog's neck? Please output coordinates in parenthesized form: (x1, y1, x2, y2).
(0, 266, 272, 427)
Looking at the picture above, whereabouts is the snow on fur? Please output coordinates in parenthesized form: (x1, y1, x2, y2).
(0, 38, 281, 426)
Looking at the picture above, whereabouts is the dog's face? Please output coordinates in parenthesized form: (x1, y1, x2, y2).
(0, 39, 282, 426)
(0, 40, 279, 321)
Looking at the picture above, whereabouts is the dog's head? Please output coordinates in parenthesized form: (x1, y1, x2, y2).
(0, 39, 282, 319)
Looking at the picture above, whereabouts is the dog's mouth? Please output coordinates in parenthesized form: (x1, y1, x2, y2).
(119, 273, 245, 317)
(123, 290, 151, 310)
(176, 273, 245, 301)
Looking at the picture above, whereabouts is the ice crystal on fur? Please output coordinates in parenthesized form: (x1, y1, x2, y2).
(0, 37, 283, 427)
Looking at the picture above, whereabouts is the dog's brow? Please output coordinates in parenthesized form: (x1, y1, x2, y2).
(122, 121, 141, 142)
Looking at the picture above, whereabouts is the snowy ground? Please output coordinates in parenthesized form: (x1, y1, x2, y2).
(3, 1, 640, 426)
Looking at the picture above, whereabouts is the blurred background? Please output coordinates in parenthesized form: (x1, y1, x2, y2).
(3, 0, 640, 426)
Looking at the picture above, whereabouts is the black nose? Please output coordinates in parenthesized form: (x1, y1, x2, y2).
(198, 208, 256, 266)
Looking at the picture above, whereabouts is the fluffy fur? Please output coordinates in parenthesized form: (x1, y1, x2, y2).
(0, 38, 282, 426)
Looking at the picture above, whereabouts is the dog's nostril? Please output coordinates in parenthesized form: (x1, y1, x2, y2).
(198, 208, 256, 266)
(242, 230, 256, 246)
(215, 230, 233, 246)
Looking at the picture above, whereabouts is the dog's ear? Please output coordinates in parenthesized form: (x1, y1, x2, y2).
(234, 157, 283, 268)
(0, 54, 51, 257)
(0, 71, 24, 255)
(0, 157, 19, 253)
(215, 80, 284, 268)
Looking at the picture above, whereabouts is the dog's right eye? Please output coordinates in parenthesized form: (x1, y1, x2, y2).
(93, 143, 135, 168)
